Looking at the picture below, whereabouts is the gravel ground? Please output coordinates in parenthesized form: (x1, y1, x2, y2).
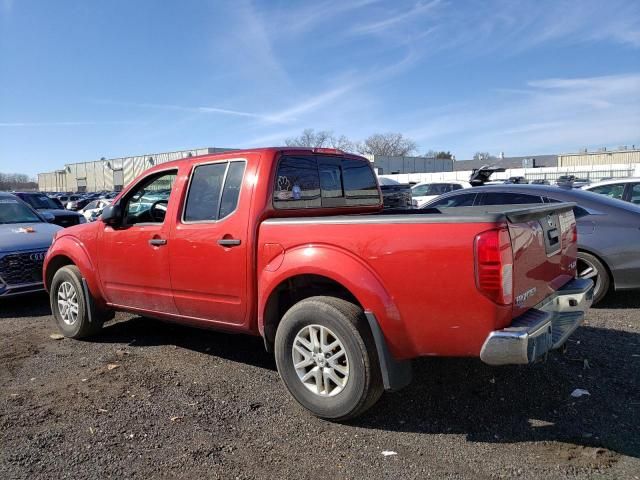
(1, 292, 638, 479)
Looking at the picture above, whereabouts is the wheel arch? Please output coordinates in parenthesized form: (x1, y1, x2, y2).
(258, 244, 410, 358)
(44, 237, 106, 307)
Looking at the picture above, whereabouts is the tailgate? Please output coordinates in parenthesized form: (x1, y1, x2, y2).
(504, 204, 578, 316)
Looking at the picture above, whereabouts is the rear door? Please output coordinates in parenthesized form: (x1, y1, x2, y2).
(169, 159, 249, 326)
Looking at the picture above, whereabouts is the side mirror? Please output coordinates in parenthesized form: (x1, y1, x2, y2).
(41, 211, 56, 223)
(101, 204, 123, 227)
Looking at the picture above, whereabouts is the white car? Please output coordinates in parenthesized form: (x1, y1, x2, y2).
(582, 178, 640, 204)
(79, 199, 112, 222)
(411, 181, 471, 208)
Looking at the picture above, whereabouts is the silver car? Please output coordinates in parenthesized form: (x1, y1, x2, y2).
(0, 193, 62, 297)
(423, 184, 640, 304)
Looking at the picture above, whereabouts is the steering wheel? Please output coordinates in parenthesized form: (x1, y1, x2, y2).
(149, 199, 169, 222)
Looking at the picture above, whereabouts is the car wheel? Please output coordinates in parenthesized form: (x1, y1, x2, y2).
(577, 251, 610, 305)
(274, 296, 383, 421)
(50, 265, 105, 338)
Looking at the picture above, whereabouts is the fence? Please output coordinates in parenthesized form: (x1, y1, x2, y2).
(380, 163, 640, 185)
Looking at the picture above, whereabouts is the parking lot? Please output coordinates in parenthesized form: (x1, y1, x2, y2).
(1, 292, 638, 479)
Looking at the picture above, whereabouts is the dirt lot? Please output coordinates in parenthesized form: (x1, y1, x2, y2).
(1, 292, 639, 480)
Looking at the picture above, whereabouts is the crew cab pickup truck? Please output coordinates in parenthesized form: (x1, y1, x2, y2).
(44, 147, 593, 420)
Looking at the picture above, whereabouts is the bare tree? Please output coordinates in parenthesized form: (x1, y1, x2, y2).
(357, 133, 417, 157)
(328, 134, 355, 152)
(473, 151, 493, 162)
(285, 129, 332, 148)
(0, 172, 38, 191)
(284, 129, 356, 152)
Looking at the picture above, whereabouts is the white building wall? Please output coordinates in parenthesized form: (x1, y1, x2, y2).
(380, 163, 637, 185)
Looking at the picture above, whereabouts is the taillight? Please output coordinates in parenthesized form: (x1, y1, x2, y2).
(475, 228, 513, 305)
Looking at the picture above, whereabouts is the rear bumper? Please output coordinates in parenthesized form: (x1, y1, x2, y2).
(480, 278, 594, 366)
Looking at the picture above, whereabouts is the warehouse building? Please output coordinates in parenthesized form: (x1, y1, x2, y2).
(366, 154, 454, 174)
(558, 146, 640, 167)
(38, 147, 235, 192)
(453, 154, 557, 171)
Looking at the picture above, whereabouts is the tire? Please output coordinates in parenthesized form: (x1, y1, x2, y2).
(50, 265, 106, 338)
(274, 296, 383, 421)
(577, 251, 610, 305)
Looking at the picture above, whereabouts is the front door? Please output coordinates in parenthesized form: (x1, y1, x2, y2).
(169, 159, 249, 327)
(97, 169, 179, 313)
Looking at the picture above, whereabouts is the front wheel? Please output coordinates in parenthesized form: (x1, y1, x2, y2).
(274, 296, 383, 421)
(50, 265, 105, 338)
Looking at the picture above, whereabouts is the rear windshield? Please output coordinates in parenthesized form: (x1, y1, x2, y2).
(273, 155, 380, 209)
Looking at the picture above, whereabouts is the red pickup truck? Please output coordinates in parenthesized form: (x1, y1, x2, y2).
(43, 147, 593, 420)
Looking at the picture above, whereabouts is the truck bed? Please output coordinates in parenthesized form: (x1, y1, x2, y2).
(259, 203, 577, 360)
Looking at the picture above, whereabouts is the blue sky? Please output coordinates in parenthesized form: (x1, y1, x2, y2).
(1, 0, 639, 176)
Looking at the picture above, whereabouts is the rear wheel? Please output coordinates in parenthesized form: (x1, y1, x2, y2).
(50, 265, 107, 338)
(274, 296, 383, 421)
(577, 251, 610, 304)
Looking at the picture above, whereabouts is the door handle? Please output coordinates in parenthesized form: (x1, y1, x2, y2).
(148, 238, 167, 246)
(217, 238, 241, 247)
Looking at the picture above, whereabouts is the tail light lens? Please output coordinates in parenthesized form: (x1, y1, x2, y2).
(475, 228, 513, 305)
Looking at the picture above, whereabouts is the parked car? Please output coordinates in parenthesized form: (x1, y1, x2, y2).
(65, 197, 92, 211)
(582, 178, 640, 204)
(0, 193, 62, 297)
(411, 181, 471, 208)
(44, 147, 592, 420)
(79, 199, 112, 222)
(423, 184, 640, 304)
(505, 176, 528, 184)
(530, 179, 550, 185)
(556, 176, 590, 188)
(377, 177, 412, 208)
(13, 192, 86, 228)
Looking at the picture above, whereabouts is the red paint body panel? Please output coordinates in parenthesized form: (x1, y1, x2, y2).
(43, 147, 577, 362)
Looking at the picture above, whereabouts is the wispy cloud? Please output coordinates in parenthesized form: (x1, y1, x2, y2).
(93, 82, 357, 126)
(350, 0, 442, 35)
(0, 120, 142, 127)
(405, 72, 640, 157)
(93, 99, 275, 121)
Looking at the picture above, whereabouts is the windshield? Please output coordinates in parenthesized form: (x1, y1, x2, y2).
(0, 198, 43, 224)
(22, 194, 59, 210)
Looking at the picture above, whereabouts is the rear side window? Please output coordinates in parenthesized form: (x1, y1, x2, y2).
(479, 192, 543, 205)
(274, 156, 379, 209)
(631, 184, 640, 204)
(184, 161, 246, 222)
(429, 193, 477, 208)
(589, 184, 625, 199)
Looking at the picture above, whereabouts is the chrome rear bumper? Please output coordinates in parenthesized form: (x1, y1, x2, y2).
(480, 278, 594, 366)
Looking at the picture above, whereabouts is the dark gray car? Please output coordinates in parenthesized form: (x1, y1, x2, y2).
(0, 193, 62, 297)
(423, 184, 640, 304)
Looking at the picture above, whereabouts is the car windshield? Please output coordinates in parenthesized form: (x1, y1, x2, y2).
(22, 194, 59, 210)
(0, 198, 43, 224)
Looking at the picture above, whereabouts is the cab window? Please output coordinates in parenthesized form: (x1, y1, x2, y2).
(273, 155, 378, 209)
(123, 170, 177, 225)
